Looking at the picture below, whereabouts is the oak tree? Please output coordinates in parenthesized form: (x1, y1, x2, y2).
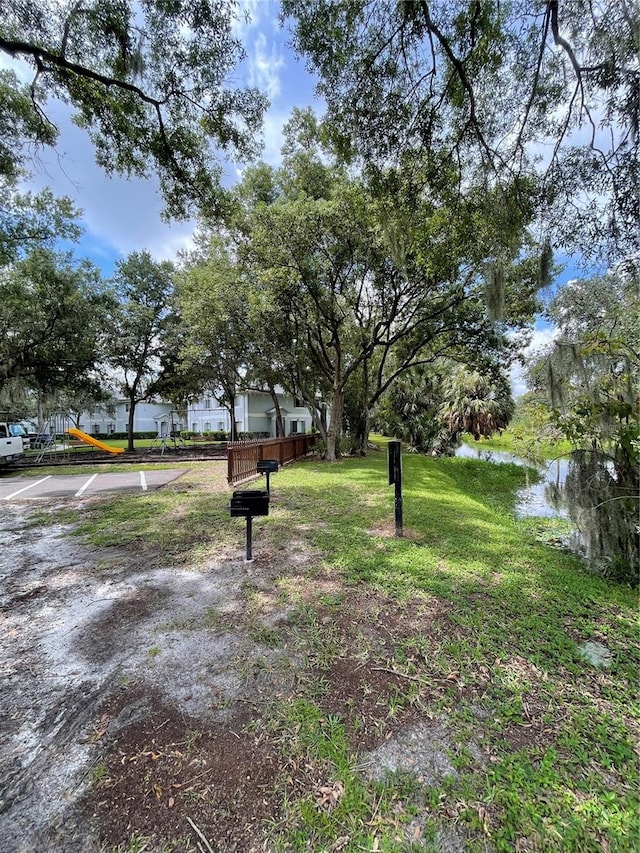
(283, 0, 639, 264)
(1, 0, 267, 219)
(105, 250, 176, 451)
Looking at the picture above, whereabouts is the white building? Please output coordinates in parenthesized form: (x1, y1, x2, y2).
(52, 399, 185, 436)
(187, 389, 315, 437)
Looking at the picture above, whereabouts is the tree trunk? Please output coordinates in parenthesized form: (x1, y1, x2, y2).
(227, 394, 237, 441)
(306, 399, 327, 442)
(127, 397, 136, 452)
(354, 406, 370, 455)
(355, 359, 370, 454)
(269, 387, 285, 437)
(325, 385, 343, 463)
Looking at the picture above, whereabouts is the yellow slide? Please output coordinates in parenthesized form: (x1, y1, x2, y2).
(67, 427, 125, 454)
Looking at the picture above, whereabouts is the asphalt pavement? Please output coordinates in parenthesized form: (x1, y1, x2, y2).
(0, 469, 186, 501)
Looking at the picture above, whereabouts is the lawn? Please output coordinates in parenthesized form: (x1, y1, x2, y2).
(27, 448, 639, 851)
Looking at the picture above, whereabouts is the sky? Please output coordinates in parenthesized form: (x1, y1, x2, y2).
(4, 0, 585, 396)
(7, 0, 317, 275)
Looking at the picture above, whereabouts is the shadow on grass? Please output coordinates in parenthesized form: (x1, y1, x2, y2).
(271, 452, 638, 676)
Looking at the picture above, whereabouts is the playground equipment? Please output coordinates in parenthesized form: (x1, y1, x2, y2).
(150, 410, 186, 456)
(33, 412, 70, 463)
(67, 427, 124, 454)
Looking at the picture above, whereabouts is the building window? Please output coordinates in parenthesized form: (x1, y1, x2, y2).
(204, 422, 210, 432)
(93, 423, 100, 434)
(125, 403, 130, 413)
(290, 420, 298, 435)
(192, 422, 198, 433)
(218, 421, 225, 431)
(294, 397, 304, 408)
(205, 397, 212, 410)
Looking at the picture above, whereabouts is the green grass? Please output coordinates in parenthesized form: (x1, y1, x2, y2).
(43, 447, 638, 851)
(89, 438, 225, 450)
(266, 453, 637, 851)
(464, 430, 573, 461)
(21, 436, 224, 463)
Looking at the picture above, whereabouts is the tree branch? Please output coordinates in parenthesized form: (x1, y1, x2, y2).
(0, 36, 162, 108)
(0, 35, 204, 205)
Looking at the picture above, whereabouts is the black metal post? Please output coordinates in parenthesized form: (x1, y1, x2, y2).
(388, 439, 403, 537)
(265, 471, 271, 495)
(245, 514, 253, 562)
(394, 474, 403, 538)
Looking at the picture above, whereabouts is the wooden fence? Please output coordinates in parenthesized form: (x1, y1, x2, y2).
(227, 434, 317, 485)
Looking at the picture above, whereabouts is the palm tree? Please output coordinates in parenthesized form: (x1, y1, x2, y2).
(441, 367, 514, 442)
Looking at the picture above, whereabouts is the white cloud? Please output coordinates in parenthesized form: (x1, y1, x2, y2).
(248, 32, 285, 101)
(232, 0, 279, 37)
(510, 325, 559, 398)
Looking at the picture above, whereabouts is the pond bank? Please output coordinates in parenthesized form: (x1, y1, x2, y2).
(455, 442, 569, 518)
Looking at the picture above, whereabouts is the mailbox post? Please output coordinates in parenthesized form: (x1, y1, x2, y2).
(229, 489, 269, 562)
(387, 440, 403, 537)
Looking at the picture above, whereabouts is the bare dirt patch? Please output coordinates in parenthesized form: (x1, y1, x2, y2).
(82, 687, 282, 853)
(316, 656, 419, 750)
(284, 590, 464, 752)
(361, 718, 457, 785)
(367, 520, 424, 541)
(0, 497, 290, 852)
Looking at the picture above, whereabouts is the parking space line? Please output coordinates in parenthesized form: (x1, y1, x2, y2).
(75, 473, 98, 497)
(4, 476, 52, 500)
(140, 471, 147, 491)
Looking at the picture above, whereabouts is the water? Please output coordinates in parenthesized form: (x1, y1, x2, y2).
(454, 443, 570, 519)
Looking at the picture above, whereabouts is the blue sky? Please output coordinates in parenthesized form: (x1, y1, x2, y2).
(7, 0, 319, 276)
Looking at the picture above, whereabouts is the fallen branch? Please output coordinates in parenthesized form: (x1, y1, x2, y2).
(371, 666, 423, 682)
(186, 816, 214, 853)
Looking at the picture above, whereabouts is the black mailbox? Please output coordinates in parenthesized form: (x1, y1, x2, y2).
(230, 489, 269, 517)
(257, 459, 279, 474)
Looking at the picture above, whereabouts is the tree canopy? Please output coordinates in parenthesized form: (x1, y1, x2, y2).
(0, 187, 81, 266)
(0, 247, 111, 399)
(223, 114, 541, 460)
(282, 0, 639, 265)
(373, 362, 514, 453)
(177, 235, 253, 442)
(105, 250, 176, 450)
(527, 267, 639, 577)
(1, 0, 267, 218)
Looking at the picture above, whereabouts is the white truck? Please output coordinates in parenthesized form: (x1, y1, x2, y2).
(0, 422, 27, 468)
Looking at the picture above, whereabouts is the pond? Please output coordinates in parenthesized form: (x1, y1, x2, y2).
(454, 443, 569, 519)
(455, 443, 638, 576)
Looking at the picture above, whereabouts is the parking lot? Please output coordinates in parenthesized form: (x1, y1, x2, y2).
(0, 468, 186, 501)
